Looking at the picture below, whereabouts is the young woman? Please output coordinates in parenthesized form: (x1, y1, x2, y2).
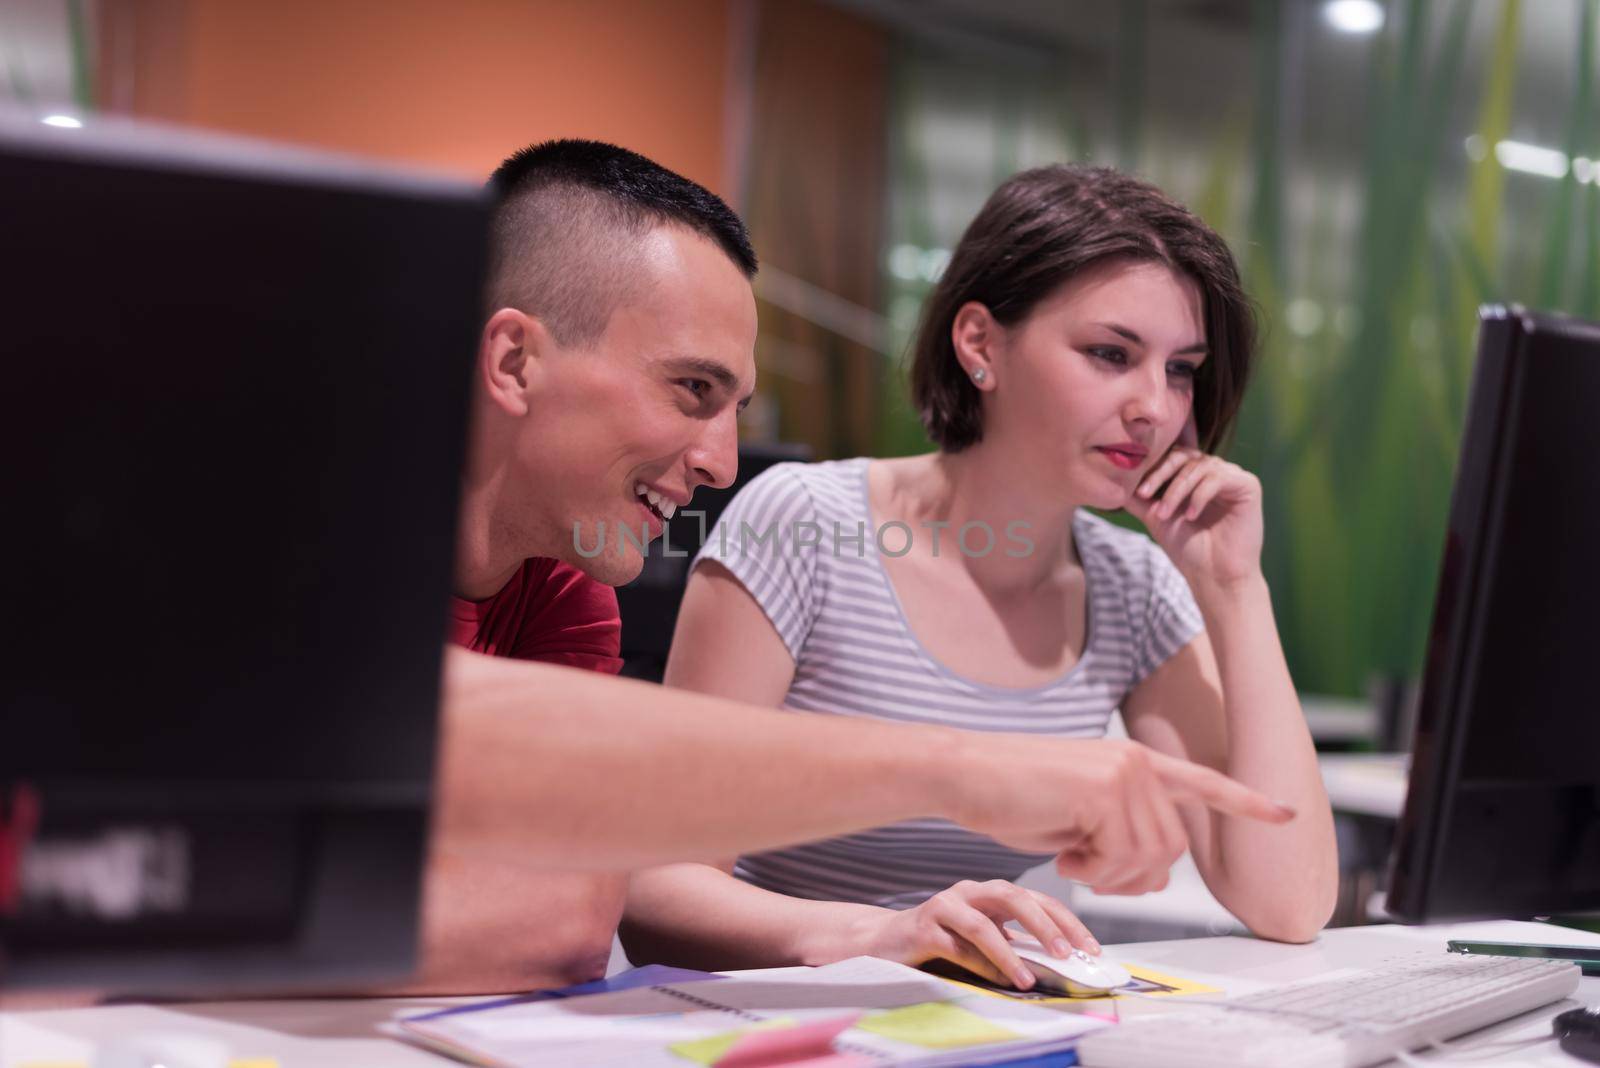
(621, 165, 1337, 991)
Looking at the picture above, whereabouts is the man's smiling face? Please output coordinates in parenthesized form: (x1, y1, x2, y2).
(509, 224, 758, 585)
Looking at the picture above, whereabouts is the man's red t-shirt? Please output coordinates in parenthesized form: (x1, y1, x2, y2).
(448, 558, 623, 674)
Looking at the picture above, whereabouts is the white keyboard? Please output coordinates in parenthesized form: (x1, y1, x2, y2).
(1076, 951, 1581, 1068)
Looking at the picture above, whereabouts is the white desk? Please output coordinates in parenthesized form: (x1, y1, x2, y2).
(1302, 694, 1381, 747)
(1320, 752, 1410, 819)
(5, 920, 1596, 1067)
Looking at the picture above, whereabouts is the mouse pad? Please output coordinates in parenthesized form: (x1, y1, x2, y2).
(920, 959, 1220, 1008)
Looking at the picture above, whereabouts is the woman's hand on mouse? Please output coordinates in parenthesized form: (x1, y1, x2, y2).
(1124, 446, 1264, 594)
(849, 879, 1097, 990)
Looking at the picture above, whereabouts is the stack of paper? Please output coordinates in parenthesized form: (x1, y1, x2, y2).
(397, 956, 1110, 1067)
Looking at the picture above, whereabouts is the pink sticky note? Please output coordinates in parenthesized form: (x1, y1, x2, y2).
(713, 1012, 865, 1068)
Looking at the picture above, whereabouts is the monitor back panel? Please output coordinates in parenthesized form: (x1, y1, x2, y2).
(0, 116, 487, 989)
(1389, 308, 1600, 922)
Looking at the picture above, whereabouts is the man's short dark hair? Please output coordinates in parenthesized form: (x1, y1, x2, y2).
(486, 139, 757, 345)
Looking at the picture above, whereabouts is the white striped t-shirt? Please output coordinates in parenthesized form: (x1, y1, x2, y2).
(691, 457, 1205, 910)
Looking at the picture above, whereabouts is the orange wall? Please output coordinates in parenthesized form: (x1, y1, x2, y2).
(110, 0, 732, 193)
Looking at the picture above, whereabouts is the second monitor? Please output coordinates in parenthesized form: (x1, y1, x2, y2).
(1387, 305, 1600, 924)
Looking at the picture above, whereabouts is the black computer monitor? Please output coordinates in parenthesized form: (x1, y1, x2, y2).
(0, 112, 487, 991)
(1387, 306, 1600, 923)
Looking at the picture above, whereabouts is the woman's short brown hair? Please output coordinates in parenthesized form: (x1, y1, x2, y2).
(909, 164, 1255, 453)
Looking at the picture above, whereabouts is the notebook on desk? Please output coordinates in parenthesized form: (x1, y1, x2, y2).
(393, 956, 1109, 1067)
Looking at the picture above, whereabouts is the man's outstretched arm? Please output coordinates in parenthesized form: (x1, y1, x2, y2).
(435, 646, 1295, 878)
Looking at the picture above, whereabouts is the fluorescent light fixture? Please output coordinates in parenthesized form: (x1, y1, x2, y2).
(1286, 299, 1325, 338)
(887, 244, 952, 284)
(919, 247, 950, 283)
(1494, 139, 1569, 179)
(1471, 139, 1600, 184)
(1323, 0, 1385, 34)
(888, 243, 922, 282)
(41, 114, 83, 129)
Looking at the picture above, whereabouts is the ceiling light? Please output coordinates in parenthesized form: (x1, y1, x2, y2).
(888, 244, 922, 282)
(1494, 140, 1569, 180)
(41, 114, 83, 129)
(1323, 0, 1385, 34)
(1285, 299, 1325, 338)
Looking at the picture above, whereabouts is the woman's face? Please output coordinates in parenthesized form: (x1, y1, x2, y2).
(979, 259, 1208, 511)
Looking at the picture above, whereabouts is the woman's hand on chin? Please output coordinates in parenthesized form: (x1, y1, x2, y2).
(851, 879, 1098, 990)
(1124, 447, 1265, 593)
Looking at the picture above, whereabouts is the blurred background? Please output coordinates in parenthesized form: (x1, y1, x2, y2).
(5, 0, 1596, 935)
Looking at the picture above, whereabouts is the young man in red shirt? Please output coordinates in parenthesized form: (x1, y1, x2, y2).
(448, 141, 762, 675)
(421, 140, 757, 990)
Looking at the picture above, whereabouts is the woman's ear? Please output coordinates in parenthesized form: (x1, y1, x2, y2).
(477, 308, 550, 417)
(951, 300, 1000, 389)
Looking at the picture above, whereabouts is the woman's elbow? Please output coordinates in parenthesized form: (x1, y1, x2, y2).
(1246, 912, 1325, 944)
(1241, 882, 1338, 944)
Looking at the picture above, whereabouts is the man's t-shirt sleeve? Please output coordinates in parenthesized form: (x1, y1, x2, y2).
(509, 560, 624, 673)
(448, 558, 623, 675)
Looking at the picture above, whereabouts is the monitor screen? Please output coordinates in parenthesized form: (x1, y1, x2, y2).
(0, 112, 487, 991)
(1387, 306, 1600, 923)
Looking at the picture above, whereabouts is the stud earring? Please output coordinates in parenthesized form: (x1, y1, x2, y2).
(971, 368, 988, 385)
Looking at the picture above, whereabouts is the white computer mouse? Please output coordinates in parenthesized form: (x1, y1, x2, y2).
(94, 1032, 231, 1068)
(1011, 940, 1134, 996)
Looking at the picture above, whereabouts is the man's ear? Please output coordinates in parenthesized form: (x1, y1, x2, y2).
(951, 300, 1001, 389)
(478, 308, 552, 417)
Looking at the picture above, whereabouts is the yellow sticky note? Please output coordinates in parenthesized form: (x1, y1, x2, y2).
(933, 963, 1221, 1006)
(668, 1018, 794, 1065)
(856, 1002, 1019, 1049)
(229, 1060, 279, 1068)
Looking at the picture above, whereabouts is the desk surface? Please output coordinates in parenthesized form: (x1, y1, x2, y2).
(5, 920, 1597, 1067)
(1302, 694, 1380, 745)
(1320, 751, 1410, 818)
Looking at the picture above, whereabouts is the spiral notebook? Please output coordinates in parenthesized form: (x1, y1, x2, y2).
(395, 956, 1109, 1067)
